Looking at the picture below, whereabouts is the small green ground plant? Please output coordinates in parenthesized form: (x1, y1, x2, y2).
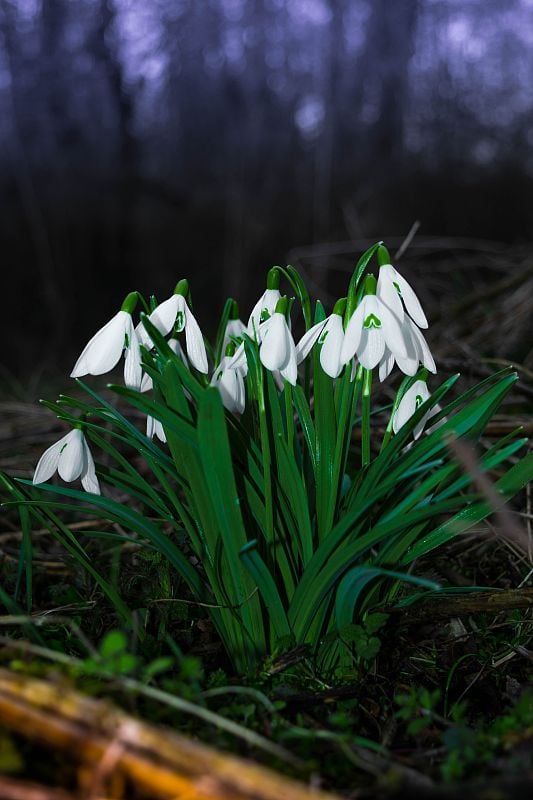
(3, 243, 532, 674)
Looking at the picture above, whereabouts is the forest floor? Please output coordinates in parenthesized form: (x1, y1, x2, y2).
(0, 238, 532, 799)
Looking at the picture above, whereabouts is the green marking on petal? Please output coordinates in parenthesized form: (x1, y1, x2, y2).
(59, 442, 69, 455)
(318, 329, 329, 343)
(393, 281, 402, 295)
(260, 308, 271, 323)
(363, 313, 382, 329)
(175, 310, 185, 332)
(415, 394, 424, 408)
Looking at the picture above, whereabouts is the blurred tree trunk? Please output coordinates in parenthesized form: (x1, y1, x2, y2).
(91, 0, 140, 286)
(0, 1, 64, 346)
(366, 0, 419, 167)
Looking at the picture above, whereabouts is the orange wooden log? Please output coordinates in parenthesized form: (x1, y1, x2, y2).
(0, 669, 341, 800)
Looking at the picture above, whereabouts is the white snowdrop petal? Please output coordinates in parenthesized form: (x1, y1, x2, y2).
(393, 392, 415, 434)
(222, 318, 246, 353)
(57, 430, 85, 482)
(379, 301, 408, 360)
(280, 340, 298, 385)
(378, 268, 404, 322)
(397, 275, 428, 329)
(71, 311, 128, 377)
(235, 374, 246, 414)
(226, 342, 248, 375)
(340, 302, 365, 364)
(295, 319, 327, 363)
(168, 338, 189, 368)
(247, 289, 281, 337)
(149, 294, 180, 337)
(320, 317, 344, 378)
(378, 350, 395, 382)
(124, 328, 143, 390)
(184, 306, 208, 373)
(395, 354, 419, 376)
(140, 373, 153, 392)
(411, 324, 436, 373)
(32, 436, 67, 484)
(358, 327, 385, 370)
(260, 314, 289, 371)
(81, 439, 101, 495)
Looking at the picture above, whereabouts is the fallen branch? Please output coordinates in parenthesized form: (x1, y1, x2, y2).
(389, 587, 533, 628)
(0, 668, 341, 800)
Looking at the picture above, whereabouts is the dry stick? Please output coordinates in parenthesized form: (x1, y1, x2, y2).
(388, 587, 533, 628)
(0, 669, 341, 800)
(0, 777, 83, 800)
(393, 220, 421, 261)
(389, 436, 533, 628)
(446, 435, 531, 555)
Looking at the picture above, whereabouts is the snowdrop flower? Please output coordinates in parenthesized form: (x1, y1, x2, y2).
(340, 276, 407, 371)
(376, 246, 428, 329)
(71, 292, 142, 389)
(379, 316, 436, 381)
(33, 428, 100, 494)
(222, 301, 247, 353)
(137, 280, 208, 374)
(392, 376, 441, 440)
(247, 267, 281, 339)
(211, 347, 246, 414)
(259, 296, 297, 385)
(296, 298, 347, 378)
(146, 415, 166, 443)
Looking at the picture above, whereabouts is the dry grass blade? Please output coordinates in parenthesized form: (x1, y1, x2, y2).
(446, 436, 531, 555)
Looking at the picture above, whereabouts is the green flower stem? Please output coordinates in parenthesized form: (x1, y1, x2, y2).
(362, 368, 373, 467)
(284, 381, 295, 453)
(325, 365, 357, 533)
(257, 367, 274, 543)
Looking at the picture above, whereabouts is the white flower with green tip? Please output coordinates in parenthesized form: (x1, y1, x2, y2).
(379, 316, 436, 381)
(71, 292, 142, 389)
(393, 378, 440, 439)
(341, 277, 407, 371)
(33, 428, 100, 494)
(211, 351, 246, 414)
(377, 258, 428, 329)
(137, 280, 208, 374)
(222, 301, 247, 353)
(248, 267, 282, 339)
(259, 296, 297, 385)
(296, 298, 347, 378)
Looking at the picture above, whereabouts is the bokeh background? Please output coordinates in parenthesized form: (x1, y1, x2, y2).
(1, 0, 533, 379)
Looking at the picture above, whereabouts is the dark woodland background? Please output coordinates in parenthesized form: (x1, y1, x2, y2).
(1, 0, 533, 378)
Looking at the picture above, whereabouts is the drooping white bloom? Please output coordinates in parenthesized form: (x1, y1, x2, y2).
(259, 312, 298, 385)
(296, 313, 346, 378)
(247, 288, 281, 339)
(377, 264, 428, 328)
(222, 318, 247, 354)
(137, 293, 208, 374)
(146, 415, 167, 443)
(340, 295, 407, 371)
(33, 428, 100, 494)
(225, 341, 249, 377)
(211, 354, 246, 414)
(71, 309, 142, 389)
(393, 380, 440, 439)
(379, 316, 436, 381)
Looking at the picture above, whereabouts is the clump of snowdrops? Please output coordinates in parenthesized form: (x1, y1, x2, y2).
(5, 242, 533, 673)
